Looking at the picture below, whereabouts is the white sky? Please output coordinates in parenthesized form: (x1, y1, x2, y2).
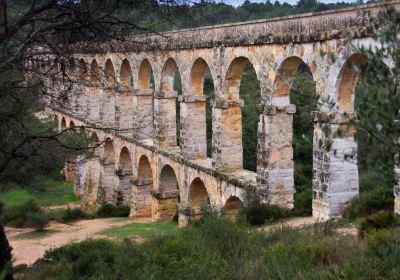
(221, 0, 358, 7)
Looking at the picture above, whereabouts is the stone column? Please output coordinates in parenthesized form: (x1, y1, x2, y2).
(116, 168, 133, 207)
(154, 91, 177, 149)
(69, 85, 79, 115)
(179, 95, 207, 160)
(311, 111, 359, 220)
(130, 178, 152, 218)
(116, 86, 134, 137)
(74, 155, 86, 197)
(258, 104, 296, 209)
(98, 157, 116, 205)
(134, 89, 154, 140)
(81, 157, 102, 212)
(77, 81, 89, 119)
(101, 85, 116, 128)
(151, 190, 180, 222)
(87, 82, 102, 124)
(212, 98, 243, 170)
(394, 155, 400, 215)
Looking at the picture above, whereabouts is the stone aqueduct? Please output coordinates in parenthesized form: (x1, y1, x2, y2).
(43, 1, 400, 225)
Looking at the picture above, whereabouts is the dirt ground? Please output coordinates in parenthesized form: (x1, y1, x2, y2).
(6, 217, 152, 266)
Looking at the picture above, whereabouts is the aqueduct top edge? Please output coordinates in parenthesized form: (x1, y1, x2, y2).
(73, 0, 400, 53)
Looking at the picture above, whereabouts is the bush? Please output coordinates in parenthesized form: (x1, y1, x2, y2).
(293, 188, 312, 216)
(358, 211, 398, 238)
(359, 171, 389, 193)
(96, 204, 130, 218)
(365, 229, 400, 258)
(343, 187, 394, 219)
(26, 212, 50, 231)
(61, 207, 89, 222)
(239, 187, 290, 225)
(0, 199, 49, 230)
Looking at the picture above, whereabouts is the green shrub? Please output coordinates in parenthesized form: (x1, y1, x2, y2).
(343, 187, 394, 219)
(96, 204, 130, 218)
(359, 171, 389, 193)
(239, 187, 290, 225)
(26, 212, 50, 231)
(15, 216, 400, 279)
(61, 207, 89, 222)
(365, 229, 400, 258)
(358, 211, 398, 237)
(293, 188, 312, 216)
(0, 199, 49, 230)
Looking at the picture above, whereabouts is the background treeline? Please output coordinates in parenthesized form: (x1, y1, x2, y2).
(115, 0, 379, 32)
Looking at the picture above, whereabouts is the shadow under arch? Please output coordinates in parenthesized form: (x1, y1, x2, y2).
(116, 147, 133, 206)
(60, 117, 67, 130)
(138, 59, 155, 90)
(223, 196, 243, 220)
(132, 155, 153, 217)
(187, 177, 210, 222)
(152, 164, 180, 221)
(120, 58, 132, 87)
(99, 138, 115, 205)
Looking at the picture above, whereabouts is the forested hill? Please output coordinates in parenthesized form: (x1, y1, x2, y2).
(131, 0, 373, 32)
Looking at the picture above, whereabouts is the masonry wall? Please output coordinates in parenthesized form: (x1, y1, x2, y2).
(46, 3, 400, 221)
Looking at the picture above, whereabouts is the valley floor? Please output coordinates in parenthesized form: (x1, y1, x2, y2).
(7, 216, 151, 265)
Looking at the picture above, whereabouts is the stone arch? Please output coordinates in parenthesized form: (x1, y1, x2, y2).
(99, 138, 116, 204)
(336, 53, 366, 112)
(90, 59, 100, 83)
(69, 120, 75, 128)
(116, 147, 133, 206)
(88, 59, 101, 122)
(272, 56, 305, 107)
(223, 56, 257, 100)
(155, 58, 181, 148)
(61, 117, 67, 130)
(120, 59, 132, 87)
(189, 58, 213, 96)
(179, 57, 213, 159)
(79, 59, 88, 81)
(217, 56, 260, 170)
(102, 59, 116, 127)
(104, 59, 116, 84)
(263, 56, 316, 209)
(153, 164, 180, 221)
(135, 59, 155, 139)
(138, 59, 154, 90)
(116, 59, 134, 135)
(223, 196, 243, 220)
(187, 177, 210, 222)
(160, 57, 180, 93)
(132, 155, 153, 217)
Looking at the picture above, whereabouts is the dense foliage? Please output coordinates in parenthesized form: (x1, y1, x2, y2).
(126, 0, 358, 32)
(17, 216, 400, 280)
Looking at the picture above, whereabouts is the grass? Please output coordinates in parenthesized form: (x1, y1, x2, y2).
(15, 216, 400, 280)
(0, 176, 79, 208)
(99, 221, 178, 239)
